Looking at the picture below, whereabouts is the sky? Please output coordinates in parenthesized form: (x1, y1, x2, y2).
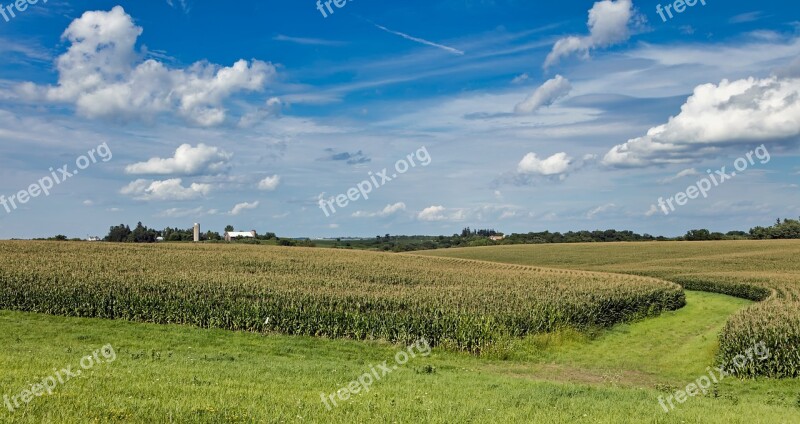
(0, 0, 798, 239)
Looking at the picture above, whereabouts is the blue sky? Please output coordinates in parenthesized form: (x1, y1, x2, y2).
(0, 0, 798, 239)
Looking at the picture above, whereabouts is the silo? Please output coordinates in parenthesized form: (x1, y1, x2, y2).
(193, 223, 200, 242)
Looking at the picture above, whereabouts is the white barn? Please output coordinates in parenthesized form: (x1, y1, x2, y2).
(224, 230, 257, 241)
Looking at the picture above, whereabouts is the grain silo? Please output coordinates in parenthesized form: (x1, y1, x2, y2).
(193, 223, 200, 242)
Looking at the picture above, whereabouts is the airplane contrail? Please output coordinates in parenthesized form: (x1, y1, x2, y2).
(372, 23, 465, 56)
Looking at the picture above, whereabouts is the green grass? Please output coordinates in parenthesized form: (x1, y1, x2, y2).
(1, 291, 797, 423)
(511, 291, 751, 382)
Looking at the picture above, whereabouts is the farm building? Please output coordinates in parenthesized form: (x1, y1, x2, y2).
(224, 230, 257, 241)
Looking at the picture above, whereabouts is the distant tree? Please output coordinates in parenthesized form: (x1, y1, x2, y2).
(685, 229, 712, 241)
(129, 222, 157, 243)
(225, 225, 235, 232)
(51, 235, 68, 241)
(104, 224, 132, 242)
(750, 218, 800, 239)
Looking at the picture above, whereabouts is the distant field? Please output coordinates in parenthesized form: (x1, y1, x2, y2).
(0, 241, 683, 353)
(418, 240, 800, 377)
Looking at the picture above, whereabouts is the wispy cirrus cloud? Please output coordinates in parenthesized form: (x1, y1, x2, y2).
(273, 34, 346, 46)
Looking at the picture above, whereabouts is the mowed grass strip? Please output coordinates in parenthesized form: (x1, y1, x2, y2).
(0, 241, 684, 354)
(418, 240, 800, 377)
(1, 303, 798, 424)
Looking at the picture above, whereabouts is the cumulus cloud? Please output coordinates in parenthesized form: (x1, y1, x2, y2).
(120, 178, 211, 201)
(238, 97, 284, 127)
(544, 0, 638, 69)
(126, 180, 209, 201)
(603, 76, 800, 167)
(229, 201, 259, 216)
(514, 75, 572, 114)
(18, 6, 274, 126)
(258, 175, 281, 191)
(417, 205, 467, 222)
(518, 152, 574, 178)
(125, 144, 231, 176)
(352, 202, 406, 218)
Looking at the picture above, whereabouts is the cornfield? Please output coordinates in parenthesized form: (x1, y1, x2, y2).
(421, 240, 800, 376)
(0, 241, 684, 353)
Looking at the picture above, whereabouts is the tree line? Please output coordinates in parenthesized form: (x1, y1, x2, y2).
(37, 218, 800, 249)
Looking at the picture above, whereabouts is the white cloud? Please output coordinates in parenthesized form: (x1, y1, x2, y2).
(18, 6, 274, 126)
(514, 75, 572, 114)
(352, 202, 406, 218)
(587, 203, 616, 219)
(517, 152, 574, 178)
(120, 178, 211, 201)
(229, 201, 259, 216)
(125, 144, 231, 176)
(511, 73, 529, 84)
(603, 76, 800, 167)
(545, 0, 637, 68)
(82, 200, 94, 206)
(257, 175, 281, 191)
(239, 97, 283, 127)
(417, 205, 448, 221)
(416, 205, 467, 222)
(659, 168, 700, 184)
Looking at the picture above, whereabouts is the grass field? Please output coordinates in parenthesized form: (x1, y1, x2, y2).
(1, 291, 798, 423)
(0, 240, 798, 422)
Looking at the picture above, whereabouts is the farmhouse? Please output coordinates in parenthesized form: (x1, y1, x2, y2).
(224, 230, 257, 241)
(489, 235, 505, 241)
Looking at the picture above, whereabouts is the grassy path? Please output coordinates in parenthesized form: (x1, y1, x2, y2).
(1, 289, 797, 423)
(502, 291, 752, 385)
